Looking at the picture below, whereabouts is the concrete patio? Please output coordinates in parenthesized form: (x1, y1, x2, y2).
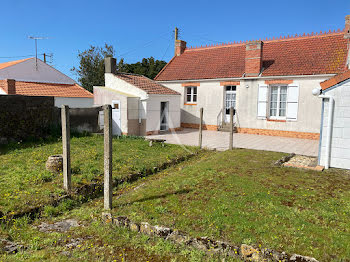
(148, 128, 319, 156)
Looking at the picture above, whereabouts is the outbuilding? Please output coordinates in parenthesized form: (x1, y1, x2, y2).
(93, 57, 181, 136)
(317, 70, 350, 170)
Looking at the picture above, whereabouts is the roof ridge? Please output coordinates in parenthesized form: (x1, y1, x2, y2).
(186, 28, 345, 51)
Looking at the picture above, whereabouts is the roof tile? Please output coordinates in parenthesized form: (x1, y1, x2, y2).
(155, 32, 348, 81)
(114, 73, 180, 95)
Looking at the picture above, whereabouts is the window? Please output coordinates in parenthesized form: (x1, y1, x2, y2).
(269, 85, 287, 119)
(186, 86, 197, 104)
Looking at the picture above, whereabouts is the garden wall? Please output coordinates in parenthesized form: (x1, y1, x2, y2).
(0, 95, 102, 144)
(0, 95, 58, 143)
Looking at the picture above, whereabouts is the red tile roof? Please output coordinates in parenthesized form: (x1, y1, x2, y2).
(0, 58, 32, 70)
(320, 69, 350, 90)
(0, 80, 93, 98)
(114, 73, 180, 95)
(155, 31, 348, 81)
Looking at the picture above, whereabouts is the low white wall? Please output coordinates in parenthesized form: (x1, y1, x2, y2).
(0, 93, 93, 108)
(54, 97, 93, 108)
(146, 95, 181, 132)
(161, 76, 327, 133)
(319, 79, 350, 169)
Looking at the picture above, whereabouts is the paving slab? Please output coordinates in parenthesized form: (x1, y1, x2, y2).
(147, 129, 319, 157)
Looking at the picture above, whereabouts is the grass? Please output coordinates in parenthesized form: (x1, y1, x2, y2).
(107, 149, 350, 260)
(1, 138, 350, 261)
(0, 183, 240, 262)
(0, 135, 197, 216)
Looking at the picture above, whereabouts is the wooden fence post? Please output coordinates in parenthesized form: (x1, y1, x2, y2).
(104, 105, 113, 210)
(61, 105, 71, 192)
(199, 107, 203, 149)
(229, 107, 234, 150)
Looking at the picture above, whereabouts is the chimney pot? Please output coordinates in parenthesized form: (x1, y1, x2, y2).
(104, 57, 116, 73)
(245, 40, 263, 77)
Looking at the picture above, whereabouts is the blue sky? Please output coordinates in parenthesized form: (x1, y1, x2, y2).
(1, 0, 349, 81)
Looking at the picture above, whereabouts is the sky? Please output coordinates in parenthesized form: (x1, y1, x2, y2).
(1, 0, 350, 81)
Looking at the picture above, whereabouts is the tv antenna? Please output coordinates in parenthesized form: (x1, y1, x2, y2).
(28, 36, 49, 70)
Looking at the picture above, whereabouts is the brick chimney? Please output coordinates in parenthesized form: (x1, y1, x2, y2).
(345, 15, 350, 39)
(175, 39, 186, 56)
(245, 41, 263, 77)
(104, 57, 116, 73)
(3, 79, 16, 94)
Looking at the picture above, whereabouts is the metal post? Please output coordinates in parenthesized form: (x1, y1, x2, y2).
(199, 107, 203, 149)
(104, 105, 113, 210)
(229, 107, 234, 150)
(61, 105, 71, 192)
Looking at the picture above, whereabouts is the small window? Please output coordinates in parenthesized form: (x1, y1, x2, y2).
(269, 85, 287, 119)
(186, 86, 197, 104)
(226, 86, 236, 91)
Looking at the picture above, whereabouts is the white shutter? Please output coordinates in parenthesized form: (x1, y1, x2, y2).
(257, 84, 268, 119)
(286, 84, 299, 121)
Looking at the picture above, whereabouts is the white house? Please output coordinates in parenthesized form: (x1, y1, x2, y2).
(155, 15, 350, 141)
(317, 70, 350, 170)
(93, 57, 181, 136)
(0, 57, 93, 107)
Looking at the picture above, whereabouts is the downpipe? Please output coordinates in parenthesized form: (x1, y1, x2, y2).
(318, 95, 334, 169)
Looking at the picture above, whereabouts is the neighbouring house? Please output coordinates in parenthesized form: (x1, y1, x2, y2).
(155, 15, 350, 141)
(93, 57, 181, 136)
(316, 69, 350, 170)
(0, 57, 93, 107)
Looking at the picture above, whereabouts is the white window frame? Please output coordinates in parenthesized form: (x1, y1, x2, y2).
(269, 85, 287, 120)
(185, 86, 197, 104)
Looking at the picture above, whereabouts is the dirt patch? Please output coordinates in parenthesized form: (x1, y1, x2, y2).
(283, 155, 324, 171)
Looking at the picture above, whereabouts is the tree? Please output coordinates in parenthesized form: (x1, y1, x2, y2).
(119, 57, 167, 79)
(72, 44, 167, 92)
(71, 44, 115, 92)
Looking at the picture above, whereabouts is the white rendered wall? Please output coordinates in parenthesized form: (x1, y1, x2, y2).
(160, 76, 326, 133)
(146, 95, 181, 132)
(0, 89, 6, 95)
(93, 86, 131, 134)
(0, 58, 75, 84)
(54, 97, 93, 108)
(319, 79, 350, 169)
(105, 73, 148, 99)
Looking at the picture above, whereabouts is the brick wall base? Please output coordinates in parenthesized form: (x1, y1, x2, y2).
(181, 123, 218, 131)
(237, 128, 319, 140)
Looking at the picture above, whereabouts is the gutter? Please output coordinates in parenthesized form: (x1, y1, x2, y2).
(156, 74, 336, 84)
(318, 94, 334, 169)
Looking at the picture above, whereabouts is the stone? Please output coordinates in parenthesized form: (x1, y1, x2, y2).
(153, 225, 172, 238)
(226, 244, 241, 258)
(140, 222, 155, 236)
(37, 219, 79, 233)
(240, 244, 264, 262)
(114, 216, 130, 228)
(65, 238, 83, 249)
(166, 230, 190, 245)
(289, 254, 319, 262)
(0, 239, 25, 254)
(261, 248, 288, 261)
(45, 155, 63, 173)
(129, 221, 140, 232)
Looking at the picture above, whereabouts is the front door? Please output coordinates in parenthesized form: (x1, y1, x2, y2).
(160, 101, 169, 131)
(225, 86, 236, 123)
(111, 100, 121, 136)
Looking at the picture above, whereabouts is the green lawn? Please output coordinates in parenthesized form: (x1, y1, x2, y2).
(109, 149, 350, 260)
(0, 136, 197, 216)
(1, 140, 350, 261)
